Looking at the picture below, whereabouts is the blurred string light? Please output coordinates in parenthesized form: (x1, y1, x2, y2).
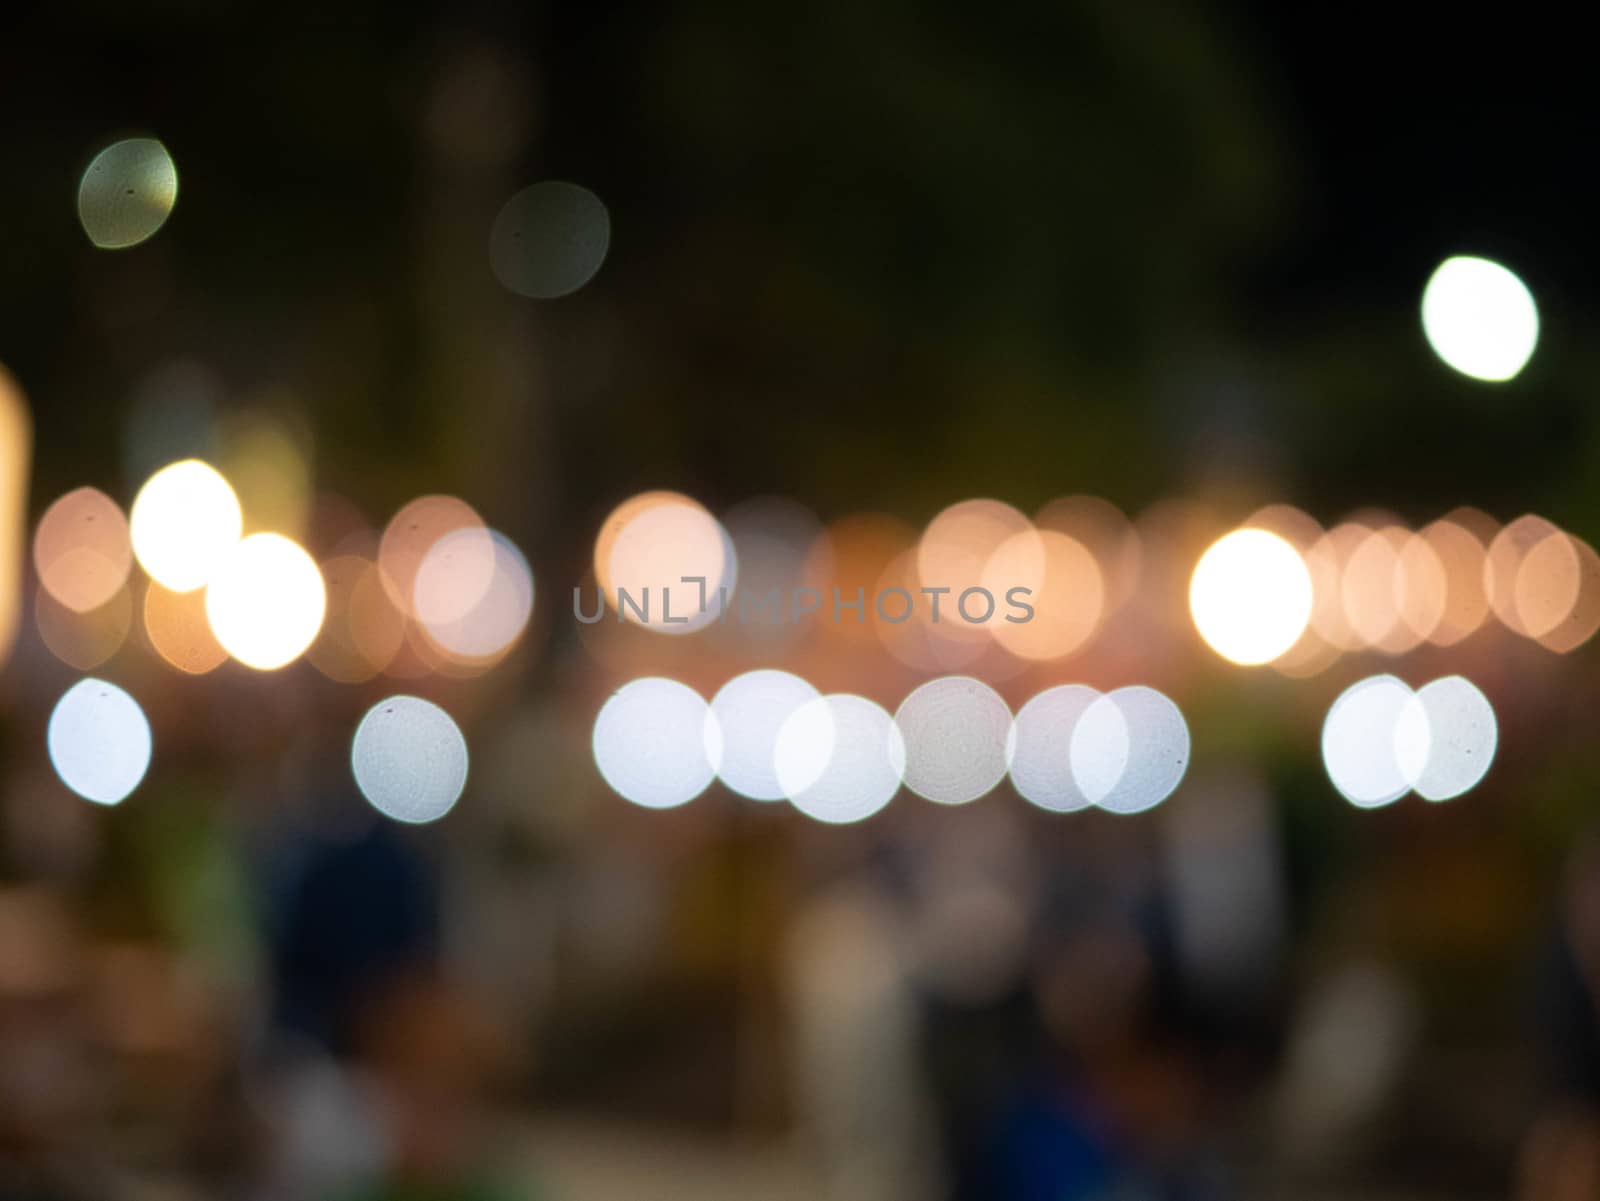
(774, 693, 904, 824)
(1071, 685, 1191, 815)
(981, 529, 1103, 660)
(351, 696, 469, 824)
(1321, 675, 1497, 808)
(129, 460, 242, 592)
(77, 137, 178, 250)
(592, 677, 721, 809)
(594, 491, 736, 635)
(204, 533, 325, 669)
(0, 364, 30, 667)
(1421, 255, 1539, 382)
(489, 181, 610, 299)
(710, 669, 820, 801)
(893, 676, 1012, 804)
(33, 488, 132, 613)
(379, 494, 493, 618)
(1190, 528, 1313, 665)
(47, 679, 151, 805)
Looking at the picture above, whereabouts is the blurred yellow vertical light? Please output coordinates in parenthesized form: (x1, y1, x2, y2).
(0, 364, 32, 669)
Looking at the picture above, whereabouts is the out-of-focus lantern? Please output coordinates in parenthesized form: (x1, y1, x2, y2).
(0, 363, 31, 668)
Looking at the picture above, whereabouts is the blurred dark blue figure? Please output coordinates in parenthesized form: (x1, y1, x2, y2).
(265, 798, 440, 1055)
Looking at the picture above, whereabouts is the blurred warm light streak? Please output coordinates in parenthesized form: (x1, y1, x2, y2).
(0, 364, 30, 667)
(35, 582, 132, 670)
(1517, 529, 1600, 653)
(982, 529, 1102, 660)
(1485, 514, 1560, 636)
(1036, 495, 1141, 616)
(33, 487, 133, 613)
(129, 459, 242, 592)
(413, 530, 534, 672)
(594, 491, 734, 635)
(1416, 518, 1490, 646)
(143, 581, 228, 675)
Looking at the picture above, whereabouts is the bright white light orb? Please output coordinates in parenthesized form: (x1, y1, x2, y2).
(47, 678, 151, 805)
(593, 677, 720, 809)
(205, 533, 326, 669)
(352, 696, 470, 824)
(709, 670, 821, 801)
(1421, 255, 1539, 383)
(78, 137, 178, 249)
(129, 460, 242, 592)
(1008, 684, 1101, 813)
(775, 694, 904, 824)
(893, 676, 1013, 805)
(1190, 529, 1313, 666)
(1321, 675, 1428, 808)
(1405, 675, 1497, 802)
(1071, 686, 1190, 815)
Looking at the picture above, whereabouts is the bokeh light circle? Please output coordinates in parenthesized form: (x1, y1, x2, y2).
(709, 670, 821, 801)
(351, 696, 470, 824)
(1071, 686, 1190, 815)
(47, 679, 151, 805)
(489, 181, 610, 299)
(1421, 255, 1539, 383)
(593, 677, 720, 809)
(1405, 676, 1497, 802)
(204, 533, 326, 669)
(1008, 684, 1101, 813)
(775, 694, 905, 824)
(129, 460, 242, 592)
(1189, 529, 1313, 665)
(894, 676, 1013, 804)
(34, 487, 133, 613)
(1321, 675, 1427, 809)
(77, 137, 178, 249)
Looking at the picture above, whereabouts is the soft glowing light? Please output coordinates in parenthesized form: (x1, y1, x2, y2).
(593, 677, 720, 809)
(1071, 686, 1190, 815)
(1189, 529, 1313, 665)
(595, 492, 736, 635)
(489, 181, 610, 299)
(36, 584, 131, 669)
(1418, 519, 1489, 646)
(204, 533, 326, 669)
(894, 676, 1013, 805)
(982, 530, 1103, 660)
(1321, 676, 1428, 809)
(916, 500, 1031, 646)
(414, 530, 534, 667)
(775, 694, 904, 824)
(129, 460, 242, 592)
(0, 364, 29, 668)
(378, 496, 492, 619)
(143, 581, 228, 675)
(1008, 684, 1101, 813)
(1421, 255, 1539, 382)
(1405, 676, 1497, 802)
(77, 137, 178, 249)
(351, 696, 469, 824)
(709, 670, 821, 801)
(33, 487, 132, 613)
(1485, 514, 1560, 635)
(47, 679, 151, 805)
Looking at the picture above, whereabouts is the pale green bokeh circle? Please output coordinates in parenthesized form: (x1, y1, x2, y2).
(78, 137, 178, 249)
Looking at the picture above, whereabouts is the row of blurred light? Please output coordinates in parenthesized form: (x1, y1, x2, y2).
(47, 678, 469, 823)
(30, 464, 534, 678)
(592, 672, 1192, 821)
(1321, 675, 1498, 806)
(589, 490, 1600, 671)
